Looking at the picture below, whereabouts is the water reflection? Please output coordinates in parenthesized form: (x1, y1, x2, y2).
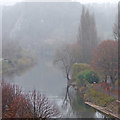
(4, 58, 109, 118)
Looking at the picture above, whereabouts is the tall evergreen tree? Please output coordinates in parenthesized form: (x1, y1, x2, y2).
(77, 7, 99, 63)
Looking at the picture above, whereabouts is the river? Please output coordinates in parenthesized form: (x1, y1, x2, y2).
(4, 57, 108, 118)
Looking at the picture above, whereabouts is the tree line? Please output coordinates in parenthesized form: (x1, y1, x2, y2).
(54, 6, 118, 103)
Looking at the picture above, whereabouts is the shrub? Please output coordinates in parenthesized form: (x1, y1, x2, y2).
(2, 61, 13, 73)
(76, 70, 100, 87)
(2, 81, 59, 118)
(83, 70, 100, 84)
(72, 63, 92, 80)
(87, 88, 116, 107)
(77, 72, 87, 87)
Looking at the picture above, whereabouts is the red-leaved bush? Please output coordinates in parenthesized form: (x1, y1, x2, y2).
(2, 81, 60, 119)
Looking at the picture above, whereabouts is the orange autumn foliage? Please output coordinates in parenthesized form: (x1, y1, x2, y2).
(92, 40, 118, 84)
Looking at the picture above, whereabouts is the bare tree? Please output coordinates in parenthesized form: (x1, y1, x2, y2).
(54, 44, 79, 104)
(113, 15, 118, 41)
(2, 81, 60, 119)
(29, 89, 60, 118)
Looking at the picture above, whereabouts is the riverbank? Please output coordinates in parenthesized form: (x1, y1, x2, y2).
(71, 83, 120, 118)
(2, 56, 37, 78)
(85, 101, 120, 119)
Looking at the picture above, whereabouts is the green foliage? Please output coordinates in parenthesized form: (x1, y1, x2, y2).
(76, 70, 100, 87)
(17, 57, 33, 68)
(86, 88, 116, 107)
(72, 63, 92, 80)
(83, 70, 100, 84)
(2, 46, 37, 75)
(2, 61, 12, 73)
(77, 72, 87, 87)
(78, 73, 84, 85)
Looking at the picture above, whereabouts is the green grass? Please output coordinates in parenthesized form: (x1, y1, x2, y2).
(85, 88, 116, 107)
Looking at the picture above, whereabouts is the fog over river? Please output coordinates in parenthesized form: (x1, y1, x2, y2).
(3, 56, 107, 118)
(2, 2, 116, 118)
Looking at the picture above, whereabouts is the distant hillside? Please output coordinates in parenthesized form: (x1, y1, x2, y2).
(2, 2, 117, 51)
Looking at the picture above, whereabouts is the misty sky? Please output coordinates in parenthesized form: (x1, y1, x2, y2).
(0, 0, 119, 6)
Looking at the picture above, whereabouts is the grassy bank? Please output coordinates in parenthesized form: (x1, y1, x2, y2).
(71, 62, 119, 118)
(72, 85, 119, 118)
(2, 49, 37, 76)
(84, 87, 116, 107)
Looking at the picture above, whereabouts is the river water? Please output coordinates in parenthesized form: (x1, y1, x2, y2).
(4, 57, 108, 118)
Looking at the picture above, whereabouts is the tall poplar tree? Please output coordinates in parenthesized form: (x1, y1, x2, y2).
(77, 7, 99, 63)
